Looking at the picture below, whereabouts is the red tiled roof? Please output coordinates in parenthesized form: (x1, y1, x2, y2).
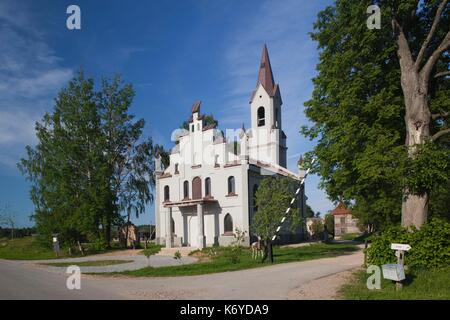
(331, 203, 351, 215)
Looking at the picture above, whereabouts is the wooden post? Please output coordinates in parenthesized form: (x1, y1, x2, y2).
(396, 250, 404, 290)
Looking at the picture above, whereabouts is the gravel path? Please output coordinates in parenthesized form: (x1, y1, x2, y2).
(25, 253, 197, 273)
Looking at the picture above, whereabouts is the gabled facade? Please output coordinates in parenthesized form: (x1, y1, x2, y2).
(155, 45, 305, 248)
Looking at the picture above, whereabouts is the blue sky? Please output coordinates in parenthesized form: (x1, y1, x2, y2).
(0, 0, 335, 227)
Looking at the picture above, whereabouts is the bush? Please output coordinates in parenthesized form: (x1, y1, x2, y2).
(367, 218, 450, 268)
(89, 237, 108, 252)
(224, 228, 246, 264)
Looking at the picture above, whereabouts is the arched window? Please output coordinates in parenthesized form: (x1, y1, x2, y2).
(183, 181, 189, 199)
(164, 185, 170, 202)
(205, 177, 211, 197)
(171, 217, 175, 234)
(227, 176, 235, 195)
(257, 106, 265, 127)
(224, 214, 233, 233)
(192, 177, 202, 199)
(253, 184, 259, 212)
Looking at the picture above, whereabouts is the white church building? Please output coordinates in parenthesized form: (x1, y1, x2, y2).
(155, 45, 306, 249)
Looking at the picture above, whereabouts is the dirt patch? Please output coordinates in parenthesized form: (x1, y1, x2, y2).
(288, 269, 357, 300)
(188, 251, 211, 263)
(96, 249, 143, 257)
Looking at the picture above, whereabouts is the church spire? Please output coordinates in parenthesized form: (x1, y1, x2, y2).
(256, 44, 275, 94)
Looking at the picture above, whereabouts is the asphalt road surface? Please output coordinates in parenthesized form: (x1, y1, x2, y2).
(0, 250, 363, 300)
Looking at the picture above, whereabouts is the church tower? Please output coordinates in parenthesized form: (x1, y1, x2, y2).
(248, 44, 287, 167)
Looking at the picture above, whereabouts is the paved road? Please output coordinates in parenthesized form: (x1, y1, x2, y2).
(27, 254, 196, 273)
(0, 250, 363, 300)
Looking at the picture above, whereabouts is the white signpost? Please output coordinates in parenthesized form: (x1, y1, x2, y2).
(390, 243, 411, 251)
(383, 243, 411, 290)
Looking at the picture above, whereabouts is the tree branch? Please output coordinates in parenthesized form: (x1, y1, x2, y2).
(392, 19, 415, 71)
(432, 111, 450, 120)
(421, 29, 450, 84)
(415, 0, 448, 68)
(432, 128, 450, 141)
(434, 70, 450, 78)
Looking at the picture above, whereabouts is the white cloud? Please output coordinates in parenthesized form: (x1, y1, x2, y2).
(0, 0, 73, 172)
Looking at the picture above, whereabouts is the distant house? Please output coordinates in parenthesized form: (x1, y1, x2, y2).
(331, 203, 360, 237)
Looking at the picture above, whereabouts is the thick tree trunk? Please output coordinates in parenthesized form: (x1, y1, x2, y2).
(401, 75, 430, 229)
(392, 1, 450, 229)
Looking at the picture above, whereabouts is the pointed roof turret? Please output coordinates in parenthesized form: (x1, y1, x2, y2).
(257, 44, 275, 93)
(250, 44, 282, 104)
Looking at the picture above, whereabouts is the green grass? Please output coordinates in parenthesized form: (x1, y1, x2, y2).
(340, 267, 450, 300)
(140, 244, 163, 257)
(112, 243, 358, 277)
(339, 233, 361, 241)
(0, 237, 65, 260)
(41, 259, 133, 267)
(0, 236, 122, 260)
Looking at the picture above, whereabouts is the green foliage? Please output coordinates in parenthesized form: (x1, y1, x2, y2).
(174, 250, 181, 260)
(310, 219, 324, 240)
(18, 72, 156, 248)
(303, 0, 450, 230)
(405, 142, 450, 196)
(341, 267, 450, 300)
(116, 243, 358, 277)
(207, 247, 218, 259)
(142, 244, 162, 258)
(324, 213, 334, 236)
(367, 218, 450, 268)
(224, 228, 247, 264)
(305, 204, 315, 218)
(252, 177, 300, 241)
(89, 237, 108, 252)
(0, 236, 121, 260)
(153, 144, 170, 169)
(42, 260, 133, 267)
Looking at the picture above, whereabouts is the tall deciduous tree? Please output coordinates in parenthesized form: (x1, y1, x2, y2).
(19, 72, 156, 248)
(390, 0, 450, 228)
(19, 73, 108, 246)
(98, 76, 156, 247)
(252, 177, 300, 262)
(303, 0, 450, 231)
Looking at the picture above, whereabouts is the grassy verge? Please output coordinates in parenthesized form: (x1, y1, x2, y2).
(112, 243, 358, 277)
(0, 237, 64, 260)
(140, 244, 163, 257)
(340, 267, 450, 300)
(41, 259, 134, 267)
(339, 233, 361, 241)
(0, 236, 122, 260)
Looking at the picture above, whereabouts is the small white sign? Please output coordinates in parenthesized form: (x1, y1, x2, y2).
(391, 243, 411, 251)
